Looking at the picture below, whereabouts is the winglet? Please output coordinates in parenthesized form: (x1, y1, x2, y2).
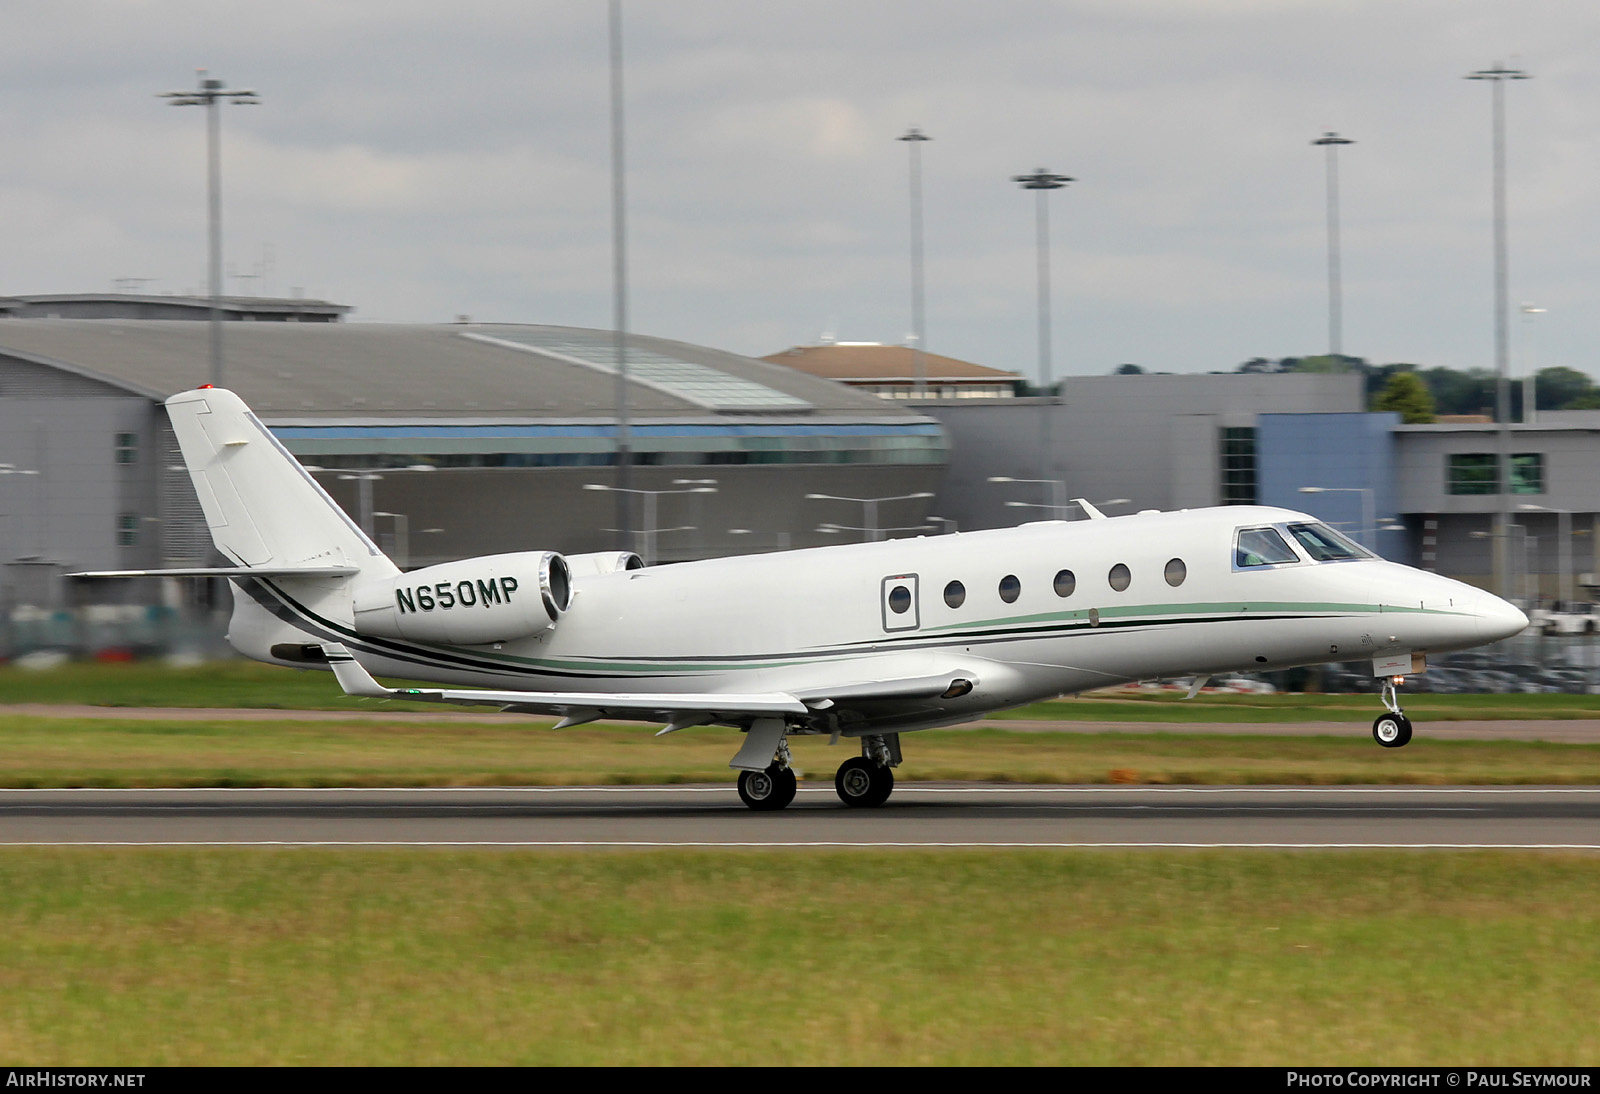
(322, 643, 394, 699)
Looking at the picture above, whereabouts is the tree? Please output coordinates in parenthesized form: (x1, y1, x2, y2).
(1418, 367, 1495, 417)
(1113, 363, 1144, 375)
(1534, 366, 1598, 411)
(1371, 371, 1436, 423)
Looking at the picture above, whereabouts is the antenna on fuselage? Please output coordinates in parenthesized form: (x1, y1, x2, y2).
(1073, 498, 1107, 520)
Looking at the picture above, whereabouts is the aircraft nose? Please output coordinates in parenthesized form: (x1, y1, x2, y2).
(1473, 589, 1529, 643)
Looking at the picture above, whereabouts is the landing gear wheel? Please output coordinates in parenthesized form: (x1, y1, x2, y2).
(738, 765, 797, 811)
(1372, 713, 1413, 748)
(834, 756, 894, 807)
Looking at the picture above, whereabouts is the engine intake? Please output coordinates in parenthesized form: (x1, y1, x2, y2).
(351, 551, 571, 645)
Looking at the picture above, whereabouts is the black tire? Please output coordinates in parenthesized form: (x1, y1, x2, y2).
(1372, 713, 1413, 748)
(738, 765, 797, 811)
(834, 756, 894, 807)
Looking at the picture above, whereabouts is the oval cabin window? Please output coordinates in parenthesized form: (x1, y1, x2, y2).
(1108, 563, 1131, 592)
(1164, 558, 1187, 587)
(1053, 569, 1076, 598)
(998, 575, 1021, 604)
(944, 580, 966, 609)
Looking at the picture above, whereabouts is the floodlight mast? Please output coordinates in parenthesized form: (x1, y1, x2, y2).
(1012, 169, 1073, 394)
(608, 0, 634, 550)
(1012, 168, 1074, 516)
(1465, 62, 1530, 599)
(158, 69, 259, 389)
(899, 127, 932, 397)
(1311, 132, 1354, 357)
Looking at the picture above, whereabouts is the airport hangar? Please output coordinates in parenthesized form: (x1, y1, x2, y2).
(916, 371, 1600, 599)
(0, 316, 945, 613)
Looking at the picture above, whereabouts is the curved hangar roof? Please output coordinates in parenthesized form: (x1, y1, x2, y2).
(0, 320, 919, 421)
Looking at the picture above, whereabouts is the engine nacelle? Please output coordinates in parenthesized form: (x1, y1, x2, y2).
(564, 550, 643, 577)
(351, 551, 571, 645)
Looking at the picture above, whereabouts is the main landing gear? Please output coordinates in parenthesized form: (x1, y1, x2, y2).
(1372, 675, 1413, 748)
(737, 737, 797, 811)
(735, 732, 902, 811)
(834, 735, 899, 808)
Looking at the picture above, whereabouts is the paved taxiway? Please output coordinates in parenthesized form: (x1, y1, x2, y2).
(1, 785, 1597, 848)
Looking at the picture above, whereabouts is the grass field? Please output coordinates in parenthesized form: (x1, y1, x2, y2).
(0, 848, 1595, 1066)
(2, 715, 1600, 788)
(2, 664, 1596, 1066)
(5, 660, 1600, 722)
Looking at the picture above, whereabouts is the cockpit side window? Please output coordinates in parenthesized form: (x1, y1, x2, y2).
(1234, 526, 1299, 568)
(1286, 522, 1370, 562)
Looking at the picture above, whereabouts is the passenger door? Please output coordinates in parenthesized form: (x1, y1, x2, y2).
(880, 573, 920, 632)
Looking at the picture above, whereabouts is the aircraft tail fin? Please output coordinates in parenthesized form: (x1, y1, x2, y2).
(164, 387, 399, 580)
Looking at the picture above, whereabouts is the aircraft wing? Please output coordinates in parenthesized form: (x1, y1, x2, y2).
(322, 644, 809, 731)
(322, 644, 980, 736)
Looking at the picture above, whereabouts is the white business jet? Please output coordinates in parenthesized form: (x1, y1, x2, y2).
(81, 388, 1527, 810)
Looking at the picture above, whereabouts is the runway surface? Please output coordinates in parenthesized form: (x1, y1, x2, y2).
(2, 785, 1597, 849)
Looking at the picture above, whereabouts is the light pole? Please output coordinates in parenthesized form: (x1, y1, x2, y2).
(309, 465, 434, 538)
(1005, 497, 1129, 519)
(674, 478, 717, 559)
(1520, 503, 1572, 605)
(0, 464, 42, 560)
(1520, 304, 1546, 424)
(371, 512, 410, 570)
(899, 127, 931, 397)
(1298, 486, 1376, 550)
(158, 69, 259, 388)
(608, 0, 634, 551)
(1013, 168, 1073, 505)
(1467, 61, 1530, 599)
(988, 475, 1066, 516)
(1311, 132, 1354, 357)
(804, 491, 933, 543)
(585, 483, 716, 564)
(728, 528, 792, 552)
(1013, 169, 1073, 392)
(1472, 524, 1531, 607)
(818, 522, 932, 540)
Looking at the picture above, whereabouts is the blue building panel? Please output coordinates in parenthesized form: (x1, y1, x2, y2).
(1257, 412, 1401, 552)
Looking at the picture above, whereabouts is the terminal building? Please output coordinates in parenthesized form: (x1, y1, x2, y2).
(0, 313, 944, 623)
(917, 371, 1600, 600)
(762, 342, 1024, 400)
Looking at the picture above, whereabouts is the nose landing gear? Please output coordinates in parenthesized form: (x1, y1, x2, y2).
(1372, 675, 1413, 748)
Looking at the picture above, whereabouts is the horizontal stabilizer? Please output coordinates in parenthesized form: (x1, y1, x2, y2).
(70, 566, 360, 579)
(321, 644, 809, 724)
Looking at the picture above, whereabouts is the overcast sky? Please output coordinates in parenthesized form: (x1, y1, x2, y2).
(3, 1, 1595, 382)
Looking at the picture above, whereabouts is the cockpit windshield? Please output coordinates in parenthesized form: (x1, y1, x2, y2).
(1235, 526, 1299, 568)
(1286, 522, 1370, 562)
